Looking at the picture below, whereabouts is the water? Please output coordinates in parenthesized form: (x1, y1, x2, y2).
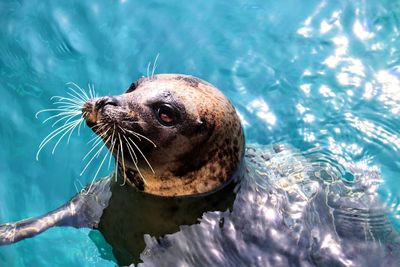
(0, 0, 400, 266)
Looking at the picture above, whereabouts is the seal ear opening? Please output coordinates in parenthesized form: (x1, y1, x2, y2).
(126, 77, 147, 93)
(198, 118, 215, 141)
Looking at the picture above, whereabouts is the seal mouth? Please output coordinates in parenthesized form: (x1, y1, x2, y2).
(81, 96, 158, 188)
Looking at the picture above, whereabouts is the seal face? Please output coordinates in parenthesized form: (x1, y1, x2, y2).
(83, 74, 245, 197)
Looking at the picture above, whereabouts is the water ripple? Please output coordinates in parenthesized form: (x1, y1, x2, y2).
(1, 0, 400, 266)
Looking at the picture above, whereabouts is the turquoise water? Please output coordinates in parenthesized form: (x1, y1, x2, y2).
(1, 0, 400, 266)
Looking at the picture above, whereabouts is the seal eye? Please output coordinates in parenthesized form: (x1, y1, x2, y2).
(156, 104, 177, 126)
(126, 82, 137, 93)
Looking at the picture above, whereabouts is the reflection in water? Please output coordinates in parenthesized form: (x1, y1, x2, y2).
(346, 113, 400, 151)
(376, 70, 400, 114)
(247, 98, 276, 127)
(140, 145, 400, 266)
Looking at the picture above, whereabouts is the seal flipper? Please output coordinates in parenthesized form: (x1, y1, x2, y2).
(0, 176, 112, 245)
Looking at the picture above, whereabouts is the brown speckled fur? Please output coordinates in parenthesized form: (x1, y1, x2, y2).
(84, 73, 244, 197)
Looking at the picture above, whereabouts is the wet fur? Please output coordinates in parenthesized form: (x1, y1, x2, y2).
(85, 74, 245, 196)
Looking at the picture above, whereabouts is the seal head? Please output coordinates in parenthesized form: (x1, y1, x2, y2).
(83, 74, 244, 197)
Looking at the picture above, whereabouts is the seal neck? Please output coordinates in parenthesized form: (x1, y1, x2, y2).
(114, 154, 245, 197)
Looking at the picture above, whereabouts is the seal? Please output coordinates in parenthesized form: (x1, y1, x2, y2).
(84, 74, 245, 264)
(0, 74, 245, 265)
(82, 73, 244, 196)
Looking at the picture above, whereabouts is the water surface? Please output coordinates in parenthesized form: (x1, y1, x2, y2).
(0, 0, 400, 266)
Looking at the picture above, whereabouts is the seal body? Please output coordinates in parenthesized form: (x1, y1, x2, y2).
(98, 167, 242, 265)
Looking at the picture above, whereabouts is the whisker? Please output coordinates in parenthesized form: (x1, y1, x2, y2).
(35, 108, 80, 118)
(118, 125, 127, 133)
(43, 111, 80, 125)
(134, 133, 157, 147)
(118, 133, 128, 186)
(93, 126, 110, 140)
(51, 119, 83, 154)
(107, 127, 116, 170)
(83, 138, 104, 161)
(123, 135, 138, 164)
(151, 53, 159, 78)
(66, 92, 86, 104)
(67, 119, 85, 144)
(52, 100, 83, 107)
(80, 136, 111, 176)
(147, 61, 151, 78)
(124, 137, 148, 185)
(36, 82, 93, 164)
(77, 118, 84, 136)
(114, 144, 120, 182)
(66, 86, 91, 103)
(83, 128, 111, 161)
(50, 103, 82, 110)
(74, 178, 85, 194)
(123, 129, 157, 147)
(36, 120, 81, 160)
(88, 84, 93, 99)
(76, 83, 91, 100)
(51, 96, 84, 106)
(108, 137, 116, 170)
(128, 146, 147, 185)
(90, 84, 98, 98)
(96, 125, 111, 137)
(87, 133, 105, 146)
(74, 82, 91, 100)
(48, 110, 82, 120)
(84, 136, 112, 195)
(87, 130, 105, 144)
(51, 113, 81, 128)
(128, 137, 155, 174)
(66, 82, 90, 101)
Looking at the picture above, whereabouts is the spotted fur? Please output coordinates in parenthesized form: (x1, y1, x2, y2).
(85, 74, 245, 197)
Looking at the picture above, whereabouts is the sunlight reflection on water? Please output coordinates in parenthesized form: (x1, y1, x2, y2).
(0, 0, 400, 266)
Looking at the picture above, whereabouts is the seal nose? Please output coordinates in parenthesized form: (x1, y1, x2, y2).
(95, 96, 120, 111)
(82, 97, 120, 127)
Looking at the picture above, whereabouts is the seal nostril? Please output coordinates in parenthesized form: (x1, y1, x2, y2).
(95, 97, 119, 111)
